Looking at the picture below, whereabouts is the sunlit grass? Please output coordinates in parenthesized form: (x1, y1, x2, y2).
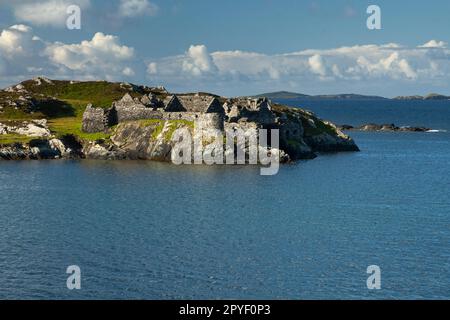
(0, 134, 35, 145)
(48, 117, 112, 141)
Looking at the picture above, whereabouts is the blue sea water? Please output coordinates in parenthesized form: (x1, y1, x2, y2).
(0, 100, 449, 299)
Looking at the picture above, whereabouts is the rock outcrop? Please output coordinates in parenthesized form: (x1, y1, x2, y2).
(0, 119, 51, 137)
(338, 123, 433, 132)
(0, 135, 83, 160)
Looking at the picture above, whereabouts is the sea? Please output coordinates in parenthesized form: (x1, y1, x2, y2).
(0, 99, 449, 299)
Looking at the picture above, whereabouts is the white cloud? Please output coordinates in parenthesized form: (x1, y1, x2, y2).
(181, 45, 217, 76)
(355, 52, 417, 80)
(419, 40, 447, 49)
(308, 54, 327, 77)
(0, 23, 449, 97)
(147, 62, 158, 75)
(148, 43, 428, 81)
(118, 0, 158, 18)
(11, 0, 91, 28)
(122, 67, 135, 77)
(0, 25, 47, 78)
(0, 25, 35, 55)
(145, 41, 450, 94)
(0, 24, 136, 83)
(45, 32, 135, 80)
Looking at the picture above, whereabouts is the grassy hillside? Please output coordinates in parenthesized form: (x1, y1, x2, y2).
(0, 78, 166, 143)
(19, 80, 148, 108)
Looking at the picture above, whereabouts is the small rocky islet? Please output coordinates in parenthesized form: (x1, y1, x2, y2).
(1, 77, 361, 162)
(337, 123, 434, 132)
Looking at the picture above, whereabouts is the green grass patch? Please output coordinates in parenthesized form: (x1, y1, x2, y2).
(0, 134, 35, 145)
(164, 120, 194, 141)
(48, 117, 112, 142)
(21, 80, 136, 108)
(301, 117, 337, 137)
(0, 108, 45, 120)
(137, 119, 194, 141)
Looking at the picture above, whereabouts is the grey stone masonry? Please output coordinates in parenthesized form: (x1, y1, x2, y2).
(82, 91, 275, 133)
(82, 104, 107, 133)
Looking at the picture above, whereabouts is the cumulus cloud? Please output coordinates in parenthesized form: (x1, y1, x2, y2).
(0, 25, 47, 79)
(419, 40, 447, 49)
(0, 25, 36, 56)
(9, 0, 91, 28)
(45, 32, 135, 80)
(0, 24, 136, 83)
(122, 67, 135, 76)
(308, 54, 327, 77)
(181, 45, 217, 76)
(145, 41, 450, 94)
(118, 0, 159, 18)
(47, 33, 134, 69)
(1, 21, 449, 97)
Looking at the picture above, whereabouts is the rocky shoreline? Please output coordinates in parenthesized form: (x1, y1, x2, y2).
(0, 78, 360, 162)
(0, 115, 359, 162)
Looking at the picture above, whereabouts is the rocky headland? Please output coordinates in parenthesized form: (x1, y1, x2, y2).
(0, 78, 359, 162)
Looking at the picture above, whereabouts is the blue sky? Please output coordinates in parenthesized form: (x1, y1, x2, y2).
(1, 0, 450, 96)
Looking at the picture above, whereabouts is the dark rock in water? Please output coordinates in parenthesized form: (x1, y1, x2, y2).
(359, 123, 382, 131)
(0, 143, 30, 160)
(380, 124, 397, 131)
(338, 123, 432, 132)
(304, 133, 360, 153)
(29, 139, 61, 159)
(398, 126, 430, 132)
(60, 134, 84, 159)
(0, 135, 84, 160)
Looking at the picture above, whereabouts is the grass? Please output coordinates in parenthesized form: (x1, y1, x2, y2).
(141, 120, 166, 139)
(1, 98, 111, 144)
(0, 79, 166, 145)
(272, 103, 337, 137)
(301, 116, 337, 137)
(48, 117, 112, 141)
(137, 119, 195, 141)
(0, 134, 35, 145)
(0, 108, 45, 120)
(21, 80, 140, 108)
(164, 120, 194, 141)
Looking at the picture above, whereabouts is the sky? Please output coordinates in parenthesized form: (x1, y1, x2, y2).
(0, 0, 450, 97)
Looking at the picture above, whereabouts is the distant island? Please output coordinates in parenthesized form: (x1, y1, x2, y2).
(254, 91, 450, 101)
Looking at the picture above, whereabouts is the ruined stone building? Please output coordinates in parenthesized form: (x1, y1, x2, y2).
(81, 92, 282, 135)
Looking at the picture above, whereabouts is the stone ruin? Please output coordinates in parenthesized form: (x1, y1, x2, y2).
(82, 92, 279, 134)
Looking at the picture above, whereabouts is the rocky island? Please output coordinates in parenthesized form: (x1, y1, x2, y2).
(337, 123, 434, 132)
(0, 77, 359, 162)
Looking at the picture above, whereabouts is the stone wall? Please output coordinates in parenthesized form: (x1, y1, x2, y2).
(83, 98, 225, 133)
(196, 113, 224, 131)
(115, 105, 164, 123)
(82, 104, 107, 133)
(163, 112, 224, 131)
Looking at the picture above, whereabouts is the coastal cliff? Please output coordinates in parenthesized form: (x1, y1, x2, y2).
(0, 78, 359, 162)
